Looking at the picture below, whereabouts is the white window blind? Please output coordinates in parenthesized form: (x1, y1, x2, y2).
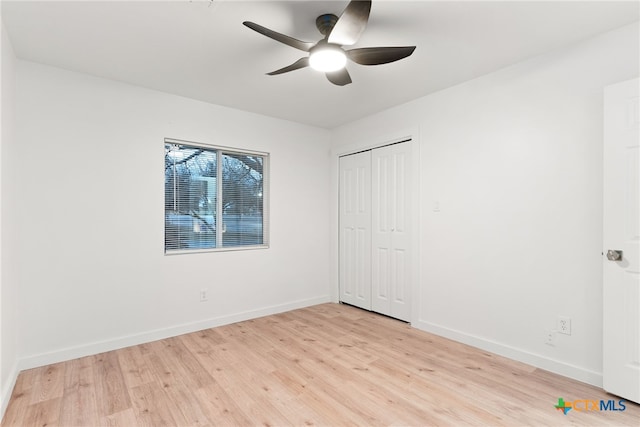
(164, 140, 267, 253)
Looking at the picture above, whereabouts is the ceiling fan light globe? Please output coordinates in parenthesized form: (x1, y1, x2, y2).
(309, 47, 347, 72)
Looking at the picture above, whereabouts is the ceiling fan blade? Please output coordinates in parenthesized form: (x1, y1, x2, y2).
(347, 46, 416, 65)
(243, 21, 314, 52)
(267, 58, 310, 75)
(327, 0, 371, 46)
(326, 68, 352, 86)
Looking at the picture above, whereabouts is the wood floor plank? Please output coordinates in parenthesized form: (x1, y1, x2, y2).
(3, 303, 640, 426)
(22, 397, 62, 427)
(1, 384, 31, 426)
(29, 362, 65, 404)
(156, 380, 212, 426)
(59, 356, 98, 426)
(92, 351, 132, 417)
(145, 337, 214, 389)
(11, 365, 37, 396)
(99, 407, 139, 427)
(129, 382, 180, 427)
(177, 327, 226, 360)
(116, 344, 155, 389)
(193, 381, 254, 426)
(211, 362, 292, 426)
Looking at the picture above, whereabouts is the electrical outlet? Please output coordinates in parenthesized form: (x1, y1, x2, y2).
(557, 316, 571, 335)
(545, 330, 556, 346)
(200, 288, 208, 302)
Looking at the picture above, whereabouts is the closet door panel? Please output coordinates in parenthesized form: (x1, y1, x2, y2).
(390, 144, 411, 320)
(372, 150, 392, 314)
(372, 142, 412, 321)
(339, 151, 372, 310)
(374, 246, 390, 300)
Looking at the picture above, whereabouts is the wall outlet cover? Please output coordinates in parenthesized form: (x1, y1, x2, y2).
(557, 316, 571, 335)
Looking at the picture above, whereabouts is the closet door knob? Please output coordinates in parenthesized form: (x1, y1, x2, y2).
(606, 249, 623, 261)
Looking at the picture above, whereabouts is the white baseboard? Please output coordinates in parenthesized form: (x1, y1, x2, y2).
(1, 360, 20, 421)
(414, 319, 603, 387)
(17, 295, 331, 373)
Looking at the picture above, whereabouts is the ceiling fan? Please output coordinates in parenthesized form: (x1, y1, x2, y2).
(243, 0, 416, 86)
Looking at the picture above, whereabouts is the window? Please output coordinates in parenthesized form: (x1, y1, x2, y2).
(164, 139, 267, 253)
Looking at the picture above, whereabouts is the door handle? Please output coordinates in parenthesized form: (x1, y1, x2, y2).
(606, 250, 623, 261)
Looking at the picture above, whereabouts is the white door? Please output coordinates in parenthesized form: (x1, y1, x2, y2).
(339, 151, 372, 310)
(603, 77, 640, 404)
(371, 142, 412, 321)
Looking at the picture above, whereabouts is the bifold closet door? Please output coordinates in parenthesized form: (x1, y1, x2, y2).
(339, 151, 372, 310)
(371, 142, 411, 321)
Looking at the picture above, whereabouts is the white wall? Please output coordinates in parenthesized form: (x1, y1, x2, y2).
(9, 61, 332, 369)
(0, 18, 19, 416)
(332, 22, 639, 385)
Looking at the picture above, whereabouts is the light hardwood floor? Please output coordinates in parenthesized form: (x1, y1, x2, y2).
(2, 303, 638, 426)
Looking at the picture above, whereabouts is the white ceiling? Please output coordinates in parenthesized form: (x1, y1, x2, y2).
(2, 0, 639, 128)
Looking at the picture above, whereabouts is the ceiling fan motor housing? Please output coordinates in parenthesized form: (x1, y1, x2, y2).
(316, 14, 339, 37)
